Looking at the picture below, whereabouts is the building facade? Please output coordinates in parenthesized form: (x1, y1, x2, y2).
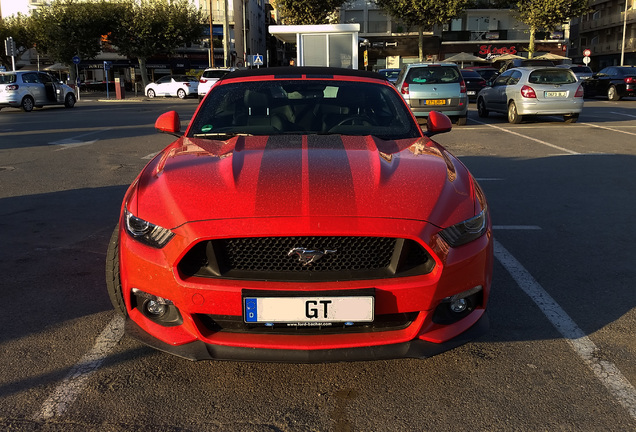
(570, 0, 636, 69)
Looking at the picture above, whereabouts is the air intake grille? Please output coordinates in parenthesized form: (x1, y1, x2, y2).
(178, 236, 434, 282)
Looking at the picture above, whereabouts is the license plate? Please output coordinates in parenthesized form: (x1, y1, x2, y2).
(425, 99, 446, 105)
(467, 91, 476, 96)
(544, 91, 567, 98)
(244, 296, 374, 323)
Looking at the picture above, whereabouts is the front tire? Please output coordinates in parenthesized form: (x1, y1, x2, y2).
(147, 89, 156, 99)
(177, 88, 186, 99)
(508, 101, 522, 124)
(477, 98, 489, 118)
(21, 96, 34, 112)
(106, 226, 127, 316)
(64, 93, 76, 108)
(607, 85, 620, 101)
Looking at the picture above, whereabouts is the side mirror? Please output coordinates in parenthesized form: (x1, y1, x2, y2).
(424, 111, 452, 137)
(155, 111, 182, 137)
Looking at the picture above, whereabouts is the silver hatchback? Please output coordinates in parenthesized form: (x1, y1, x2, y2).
(0, 71, 76, 112)
(394, 63, 468, 125)
(477, 67, 584, 123)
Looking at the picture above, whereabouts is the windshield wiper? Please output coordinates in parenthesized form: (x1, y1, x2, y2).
(192, 132, 253, 138)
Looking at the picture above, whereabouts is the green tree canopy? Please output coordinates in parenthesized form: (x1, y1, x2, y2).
(30, 0, 119, 67)
(0, 14, 37, 69)
(375, 0, 469, 61)
(273, 0, 345, 25)
(515, 0, 590, 57)
(108, 0, 203, 89)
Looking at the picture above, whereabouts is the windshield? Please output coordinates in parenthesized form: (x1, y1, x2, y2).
(188, 80, 421, 140)
(406, 66, 460, 84)
(528, 69, 576, 85)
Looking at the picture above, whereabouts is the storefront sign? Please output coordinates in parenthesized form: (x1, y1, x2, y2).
(479, 45, 517, 56)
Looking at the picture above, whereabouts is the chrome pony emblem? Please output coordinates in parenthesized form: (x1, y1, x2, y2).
(288, 247, 336, 266)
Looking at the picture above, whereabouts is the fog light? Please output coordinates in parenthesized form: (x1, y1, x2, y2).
(145, 300, 167, 317)
(449, 298, 468, 313)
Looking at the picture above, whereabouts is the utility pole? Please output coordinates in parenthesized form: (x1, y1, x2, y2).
(223, 0, 230, 67)
(209, 0, 214, 67)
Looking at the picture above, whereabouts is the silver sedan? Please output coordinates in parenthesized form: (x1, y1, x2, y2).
(477, 67, 584, 123)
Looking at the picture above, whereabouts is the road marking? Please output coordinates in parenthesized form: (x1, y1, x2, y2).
(50, 128, 113, 150)
(495, 239, 636, 421)
(581, 122, 636, 136)
(493, 225, 541, 230)
(34, 315, 125, 420)
(610, 111, 636, 119)
(471, 120, 580, 155)
(142, 151, 160, 160)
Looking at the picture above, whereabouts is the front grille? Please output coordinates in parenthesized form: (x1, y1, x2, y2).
(178, 236, 434, 282)
(195, 312, 418, 335)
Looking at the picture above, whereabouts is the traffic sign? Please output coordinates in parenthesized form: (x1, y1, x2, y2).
(72, 55, 81, 64)
(583, 49, 591, 57)
(583, 56, 591, 65)
(253, 54, 263, 66)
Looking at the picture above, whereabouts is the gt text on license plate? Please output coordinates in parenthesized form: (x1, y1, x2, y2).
(426, 99, 447, 105)
(544, 91, 567, 97)
(244, 296, 374, 323)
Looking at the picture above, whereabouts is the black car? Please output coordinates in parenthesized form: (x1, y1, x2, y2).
(582, 66, 636, 101)
(460, 69, 487, 101)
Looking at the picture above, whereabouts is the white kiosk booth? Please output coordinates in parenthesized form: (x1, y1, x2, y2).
(269, 24, 360, 69)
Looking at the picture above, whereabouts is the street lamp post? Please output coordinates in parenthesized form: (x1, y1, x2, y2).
(209, 0, 214, 67)
(620, 0, 630, 66)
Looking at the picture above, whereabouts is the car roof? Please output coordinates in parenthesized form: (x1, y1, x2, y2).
(222, 66, 385, 81)
(404, 63, 459, 68)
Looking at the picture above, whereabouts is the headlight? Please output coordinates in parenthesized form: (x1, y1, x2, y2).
(124, 207, 174, 248)
(439, 207, 488, 247)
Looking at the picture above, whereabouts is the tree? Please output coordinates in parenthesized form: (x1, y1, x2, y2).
(375, 0, 469, 61)
(29, 0, 120, 82)
(108, 0, 203, 90)
(0, 14, 38, 69)
(515, 0, 589, 58)
(272, 0, 345, 25)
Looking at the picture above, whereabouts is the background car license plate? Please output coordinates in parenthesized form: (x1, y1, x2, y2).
(544, 91, 567, 97)
(244, 296, 374, 323)
(426, 99, 446, 105)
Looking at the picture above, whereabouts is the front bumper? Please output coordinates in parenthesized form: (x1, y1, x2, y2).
(118, 215, 493, 361)
(126, 312, 489, 362)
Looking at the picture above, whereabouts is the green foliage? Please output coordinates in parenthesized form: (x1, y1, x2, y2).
(1, 14, 37, 67)
(29, 0, 120, 64)
(516, 0, 589, 31)
(109, 0, 203, 60)
(375, 0, 469, 30)
(274, 0, 345, 25)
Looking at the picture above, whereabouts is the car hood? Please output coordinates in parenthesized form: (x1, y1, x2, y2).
(132, 135, 476, 229)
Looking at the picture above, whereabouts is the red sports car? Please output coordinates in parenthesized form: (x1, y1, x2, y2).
(106, 67, 493, 362)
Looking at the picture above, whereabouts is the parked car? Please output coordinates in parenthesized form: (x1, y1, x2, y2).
(461, 69, 487, 101)
(198, 67, 234, 100)
(464, 66, 499, 82)
(0, 71, 76, 112)
(106, 66, 493, 362)
(394, 63, 468, 125)
(556, 64, 593, 81)
(497, 58, 555, 73)
(145, 75, 199, 99)
(581, 66, 636, 100)
(476, 66, 584, 123)
(378, 68, 400, 84)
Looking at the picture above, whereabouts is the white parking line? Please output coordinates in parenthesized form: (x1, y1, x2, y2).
(495, 239, 636, 421)
(34, 315, 125, 420)
(142, 151, 160, 160)
(471, 120, 580, 155)
(581, 122, 636, 136)
(50, 128, 113, 151)
(610, 111, 636, 119)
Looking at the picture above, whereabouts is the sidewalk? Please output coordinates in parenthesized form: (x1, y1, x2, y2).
(78, 91, 148, 102)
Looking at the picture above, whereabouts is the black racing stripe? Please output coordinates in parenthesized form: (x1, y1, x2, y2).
(255, 135, 303, 215)
(307, 135, 357, 215)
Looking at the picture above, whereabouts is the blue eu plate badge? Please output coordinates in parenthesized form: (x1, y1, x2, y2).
(244, 298, 258, 322)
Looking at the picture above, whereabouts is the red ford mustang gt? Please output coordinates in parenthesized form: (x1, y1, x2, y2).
(106, 67, 493, 362)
